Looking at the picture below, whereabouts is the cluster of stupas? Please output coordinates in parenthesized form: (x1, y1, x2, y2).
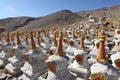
(0, 14, 119, 80)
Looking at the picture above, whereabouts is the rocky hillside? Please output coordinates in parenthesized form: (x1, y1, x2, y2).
(14, 10, 83, 32)
(0, 10, 83, 33)
(76, 4, 120, 18)
(0, 17, 36, 32)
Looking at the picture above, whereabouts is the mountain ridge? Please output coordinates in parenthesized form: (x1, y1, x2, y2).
(76, 4, 120, 18)
(0, 4, 120, 33)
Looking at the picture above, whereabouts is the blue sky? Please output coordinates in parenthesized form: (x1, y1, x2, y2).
(0, 0, 120, 19)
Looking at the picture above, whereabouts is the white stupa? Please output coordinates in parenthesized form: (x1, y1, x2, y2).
(5, 32, 27, 75)
(40, 30, 51, 49)
(19, 32, 48, 80)
(84, 35, 92, 48)
(0, 32, 13, 67)
(65, 39, 77, 63)
(68, 49, 90, 80)
(88, 14, 95, 23)
(76, 34, 89, 59)
(90, 36, 120, 80)
(40, 37, 51, 50)
(111, 39, 120, 54)
(88, 39, 99, 65)
(39, 33, 76, 80)
(111, 41, 120, 71)
(49, 32, 57, 54)
(114, 29, 120, 40)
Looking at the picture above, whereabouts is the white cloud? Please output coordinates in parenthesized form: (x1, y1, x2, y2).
(7, 6, 16, 13)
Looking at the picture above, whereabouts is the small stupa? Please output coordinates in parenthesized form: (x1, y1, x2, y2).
(39, 31, 76, 80)
(0, 32, 14, 67)
(68, 49, 90, 80)
(65, 39, 77, 63)
(19, 32, 48, 80)
(5, 32, 27, 75)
